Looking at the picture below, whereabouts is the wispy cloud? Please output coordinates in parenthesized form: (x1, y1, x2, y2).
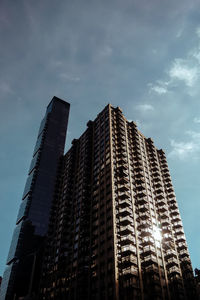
(169, 140, 197, 159)
(169, 130, 200, 160)
(136, 104, 154, 112)
(169, 59, 198, 87)
(148, 27, 200, 94)
(149, 81, 169, 94)
(59, 73, 80, 82)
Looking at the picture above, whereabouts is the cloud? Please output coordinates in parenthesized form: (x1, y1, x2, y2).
(169, 59, 198, 87)
(194, 117, 200, 124)
(149, 81, 169, 94)
(192, 48, 200, 64)
(151, 85, 168, 94)
(59, 73, 80, 82)
(169, 130, 200, 159)
(136, 104, 154, 112)
(169, 140, 196, 159)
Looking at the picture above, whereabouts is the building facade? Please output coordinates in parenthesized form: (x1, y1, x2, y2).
(0, 97, 70, 300)
(40, 104, 196, 300)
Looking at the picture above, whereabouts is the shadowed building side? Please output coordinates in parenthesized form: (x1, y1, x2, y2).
(0, 97, 70, 300)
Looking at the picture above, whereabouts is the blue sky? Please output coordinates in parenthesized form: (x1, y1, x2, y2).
(0, 0, 200, 275)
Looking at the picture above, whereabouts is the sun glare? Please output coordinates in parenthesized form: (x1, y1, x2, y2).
(152, 226, 162, 242)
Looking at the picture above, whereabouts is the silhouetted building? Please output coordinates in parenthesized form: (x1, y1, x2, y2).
(40, 104, 196, 300)
(0, 97, 70, 300)
(195, 269, 200, 300)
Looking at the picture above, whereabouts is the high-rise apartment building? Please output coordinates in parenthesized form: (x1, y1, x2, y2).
(40, 104, 196, 300)
(0, 97, 70, 300)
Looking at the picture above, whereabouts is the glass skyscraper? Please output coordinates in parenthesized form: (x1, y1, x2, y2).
(0, 97, 70, 300)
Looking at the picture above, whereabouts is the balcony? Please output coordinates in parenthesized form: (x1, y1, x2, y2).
(168, 266, 180, 276)
(137, 190, 147, 198)
(141, 245, 156, 258)
(163, 171, 170, 177)
(136, 184, 146, 192)
(118, 191, 131, 200)
(171, 216, 181, 223)
(166, 258, 178, 269)
(164, 177, 172, 183)
(154, 186, 163, 194)
(138, 211, 151, 220)
(179, 252, 189, 259)
(120, 225, 134, 235)
(136, 197, 148, 205)
(157, 205, 168, 213)
(168, 198, 176, 205)
(169, 204, 178, 210)
(117, 151, 127, 159)
(141, 255, 158, 267)
(152, 165, 159, 172)
(120, 235, 135, 246)
(138, 204, 149, 213)
(159, 212, 169, 219)
(151, 161, 159, 168)
(166, 187, 173, 193)
(165, 182, 173, 188)
(122, 265, 138, 277)
(119, 216, 133, 226)
(117, 162, 128, 171)
(165, 250, 177, 259)
(157, 198, 166, 206)
(174, 229, 184, 236)
(135, 178, 145, 185)
(153, 176, 162, 183)
(161, 219, 170, 226)
(121, 245, 137, 256)
(120, 254, 137, 267)
(141, 238, 154, 247)
(175, 236, 185, 243)
(118, 207, 132, 217)
(117, 168, 129, 177)
(168, 193, 175, 198)
(137, 221, 151, 230)
(118, 184, 130, 192)
(170, 210, 179, 217)
(177, 242, 187, 251)
(134, 171, 145, 179)
(118, 199, 132, 208)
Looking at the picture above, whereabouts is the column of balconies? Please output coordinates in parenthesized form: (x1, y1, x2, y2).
(112, 112, 140, 290)
(157, 151, 187, 298)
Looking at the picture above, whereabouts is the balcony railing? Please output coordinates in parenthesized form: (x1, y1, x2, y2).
(166, 258, 179, 269)
(118, 207, 132, 217)
(119, 216, 133, 226)
(119, 225, 134, 235)
(121, 266, 138, 277)
(120, 235, 136, 246)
